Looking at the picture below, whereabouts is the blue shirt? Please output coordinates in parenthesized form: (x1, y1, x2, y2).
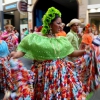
(0, 40, 9, 57)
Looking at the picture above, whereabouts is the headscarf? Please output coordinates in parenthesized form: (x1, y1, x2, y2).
(41, 7, 61, 35)
(81, 24, 93, 45)
(5, 24, 14, 30)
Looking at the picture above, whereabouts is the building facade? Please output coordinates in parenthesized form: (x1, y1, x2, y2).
(88, 0, 100, 33)
(78, 0, 88, 24)
(28, 0, 80, 33)
(3, 0, 28, 37)
(3, 0, 88, 33)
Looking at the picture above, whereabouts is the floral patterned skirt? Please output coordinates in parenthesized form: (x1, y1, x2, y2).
(92, 45, 100, 87)
(0, 52, 98, 100)
(30, 52, 97, 100)
(0, 57, 34, 100)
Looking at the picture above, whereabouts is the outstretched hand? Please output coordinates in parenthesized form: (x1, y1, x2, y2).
(9, 51, 25, 59)
(9, 51, 17, 59)
(85, 45, 90, 50)
(85, 44, 91, 54)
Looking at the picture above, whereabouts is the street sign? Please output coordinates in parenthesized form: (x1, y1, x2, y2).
(17, 0, 28, 13)
(20, 1, 28, 12)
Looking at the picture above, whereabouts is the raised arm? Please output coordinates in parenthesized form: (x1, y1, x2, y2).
(68, 43, 90, 57)
(2, 33, 13, 39)
(68, 50, 86, 57)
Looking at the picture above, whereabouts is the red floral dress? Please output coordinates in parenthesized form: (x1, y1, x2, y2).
(1, 31, 18, 52)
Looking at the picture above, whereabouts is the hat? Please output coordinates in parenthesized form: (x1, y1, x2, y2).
(5, 24, 14, 29)
(66, 19, 81, 27)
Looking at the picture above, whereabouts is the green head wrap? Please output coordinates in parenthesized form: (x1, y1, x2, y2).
(41, 7, 61, 35)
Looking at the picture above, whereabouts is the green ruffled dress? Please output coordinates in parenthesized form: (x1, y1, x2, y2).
(16, 33, 89, 99)
(17, 33, 74, 60)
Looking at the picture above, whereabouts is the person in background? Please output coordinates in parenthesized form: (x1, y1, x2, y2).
(1, 25, 18, 52)
(93, 30, 99, 39)
(29, 29, 34, 33)
(66, 19, 82, 61)
(0, 38, 33, 100)
(89, 26, 94, 39)
(10, 7, 92, 100)
(34, 26, 38, 32)
(81, 24, 93, 49)
(14, 29, 19, 37)
(78, 25, 100, 100)
(55, 23, 67, 37)
(24, 28, 29, 36)
(21, 28, 25, 40)
(78, 24, 97, 95)
(36, 26, 43, 32)
(66, 19, 82, 50)
(35, 26, 43, 35)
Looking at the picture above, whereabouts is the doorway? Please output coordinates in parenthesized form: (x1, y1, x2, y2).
(4, 11, 14, 26)
(33, 0, 78, 33)
(89, 13, 100, 33)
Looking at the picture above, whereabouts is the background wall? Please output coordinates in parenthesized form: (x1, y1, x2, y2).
(88, 0, 100, 5)
(30, 0, 78, 33)
(79, 0, 88, 24)
(3, 0, 19, 4)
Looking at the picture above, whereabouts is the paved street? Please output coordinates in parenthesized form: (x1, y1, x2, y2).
(0, 57, 32, 100)
(19, 57, 33, 70)
(89, 89, 100, 100)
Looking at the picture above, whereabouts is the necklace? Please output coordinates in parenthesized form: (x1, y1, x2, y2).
(48, 32, 56, 37)
(48, 31, 60, 58)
